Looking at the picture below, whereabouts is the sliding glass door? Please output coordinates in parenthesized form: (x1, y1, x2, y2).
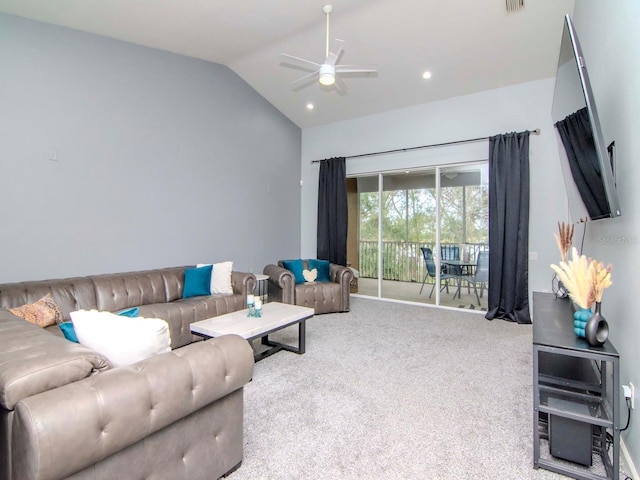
(348, 163, 488, 310)
(379, 171, 436, 301)
(439, 166, 489, 309)
(350, 175, 380, 296)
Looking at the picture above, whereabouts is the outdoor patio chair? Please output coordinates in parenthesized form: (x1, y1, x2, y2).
(419, 247, 455, 298)
(440, 244, 462, 275)
(467, 251, 489, 305)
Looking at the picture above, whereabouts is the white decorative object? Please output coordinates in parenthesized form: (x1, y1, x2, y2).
(70, 310, 171, 367)
(197, 261, 234, 295)
(302, 268, 318, 283)
(247, 294, 256, 317)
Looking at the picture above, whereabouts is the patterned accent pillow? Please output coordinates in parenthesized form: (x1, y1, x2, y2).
(302, 268, 318, 283)
(9, 293, 64, 328)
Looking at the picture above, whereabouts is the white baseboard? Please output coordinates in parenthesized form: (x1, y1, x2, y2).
(621, 437, 638, 480)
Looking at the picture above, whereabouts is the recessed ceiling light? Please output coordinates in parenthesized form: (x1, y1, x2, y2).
(422, 71, 432, 80)
(306, 103, 314, 110)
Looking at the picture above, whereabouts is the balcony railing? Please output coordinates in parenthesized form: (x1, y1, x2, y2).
(358, 241, 488, 282)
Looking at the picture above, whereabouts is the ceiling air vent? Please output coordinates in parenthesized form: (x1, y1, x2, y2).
(506, 0, 525, 13)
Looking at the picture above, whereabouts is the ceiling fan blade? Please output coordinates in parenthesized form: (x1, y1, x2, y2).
(291, 71, 319, 90)
(335, 76, 349, 94)
(280, 53, 321, 71)
(325, 39, 344, 66)
(335, 64, 378, 74)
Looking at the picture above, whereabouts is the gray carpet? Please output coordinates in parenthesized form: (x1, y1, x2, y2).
(229, 297, 622, 479)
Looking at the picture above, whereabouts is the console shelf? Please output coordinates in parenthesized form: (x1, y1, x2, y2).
(533, 292, 620, 480)
(539, 385, 613, 426)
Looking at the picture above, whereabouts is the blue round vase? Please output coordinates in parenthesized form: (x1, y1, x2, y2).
(573, 307, 592, 338)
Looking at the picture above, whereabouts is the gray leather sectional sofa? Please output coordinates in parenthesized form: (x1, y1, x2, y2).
(0, 266, 256, 480)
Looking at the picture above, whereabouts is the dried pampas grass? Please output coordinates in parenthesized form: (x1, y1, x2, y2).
(554, 221, 574, 262)
(550, 247, 613, 308)
(551, 247, 594, 309)
(592, 261, 613, 303)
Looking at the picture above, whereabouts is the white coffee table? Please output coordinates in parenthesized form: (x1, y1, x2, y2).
(190, 302, 314, 361)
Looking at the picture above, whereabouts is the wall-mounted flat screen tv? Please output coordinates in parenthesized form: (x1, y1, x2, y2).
(551, 14, 621, 222)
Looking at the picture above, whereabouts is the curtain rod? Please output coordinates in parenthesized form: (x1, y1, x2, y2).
(310, 128, 541, 164)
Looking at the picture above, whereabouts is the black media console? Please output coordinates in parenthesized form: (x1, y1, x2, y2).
(532, 292, 620, 480)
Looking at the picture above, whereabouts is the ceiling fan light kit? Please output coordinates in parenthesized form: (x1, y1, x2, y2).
(280, 4, 377, 92)
(319, 64, 336, 86)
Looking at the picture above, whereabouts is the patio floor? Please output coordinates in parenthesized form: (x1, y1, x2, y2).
(355, 277, 488, 311)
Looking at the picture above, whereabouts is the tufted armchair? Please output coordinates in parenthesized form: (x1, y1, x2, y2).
(263, 260, 353, 314)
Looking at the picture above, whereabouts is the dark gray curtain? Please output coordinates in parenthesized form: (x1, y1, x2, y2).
(555, 107, 609, 219)
(317, 157, 347, 265)
(486, 131, 531, 324)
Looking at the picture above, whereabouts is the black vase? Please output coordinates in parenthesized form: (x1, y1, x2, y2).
(585, 302, 609, 347)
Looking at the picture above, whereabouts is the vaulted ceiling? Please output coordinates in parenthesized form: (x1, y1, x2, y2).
(0, 0, 575, 128)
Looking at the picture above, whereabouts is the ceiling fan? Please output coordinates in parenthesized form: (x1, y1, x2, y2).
(279, 4, 378, 92)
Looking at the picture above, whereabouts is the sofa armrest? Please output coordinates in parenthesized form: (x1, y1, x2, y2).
(11, 335, 254, 480)
(263, 264, 294, 305)
(0, 310, 111, 411)
(330, 263, 354, 286)
(231, 271, 255, 301)
(331, 264, 353, 313)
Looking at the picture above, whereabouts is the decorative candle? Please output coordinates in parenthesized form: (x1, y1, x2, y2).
(255, 298, 262, 309)
(247, 294, 255, 305)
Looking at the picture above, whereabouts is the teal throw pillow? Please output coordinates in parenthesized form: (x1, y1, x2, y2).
(309, 259, 331, 282)
(59, 322, 79, 343)
(282, 259, 305, 284)
(183, 265, 213, 298)
(116, 307, 139, 317)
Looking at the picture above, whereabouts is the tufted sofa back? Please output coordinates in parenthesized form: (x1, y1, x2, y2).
(0, 277, 97, 320)
(91, 267, 185, 312)
(0, 267, 187, 322)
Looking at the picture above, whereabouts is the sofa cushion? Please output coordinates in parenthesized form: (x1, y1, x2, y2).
(183, 265, 212, 299)
(294, 282, 344, 315)
(59, 322, 79, 343)
(9, 293, 63, 328)
(281, 259, 305, 284)
(211, 261, 234, 294)
(308, 259, 331, 282)
(116, 306, 139, 317)
(71, 310, 171, 367)
(0, 310, 111, 410)
(302, 268, 318, 283)
(197, 261, 234, 295)
(59, 307, 140, 344)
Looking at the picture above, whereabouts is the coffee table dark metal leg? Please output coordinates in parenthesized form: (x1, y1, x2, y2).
(255, 319, 306, 362)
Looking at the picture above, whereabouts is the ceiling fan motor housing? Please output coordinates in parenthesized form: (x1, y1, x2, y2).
(319, 64, 336, 85)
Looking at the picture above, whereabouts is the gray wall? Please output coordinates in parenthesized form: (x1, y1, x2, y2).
(0, 13, 301, 283)
(573, 1, 640, 472)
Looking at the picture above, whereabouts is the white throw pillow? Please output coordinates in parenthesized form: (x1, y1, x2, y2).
(197, 261, 234, 295)
(70, 310, 171, 367)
